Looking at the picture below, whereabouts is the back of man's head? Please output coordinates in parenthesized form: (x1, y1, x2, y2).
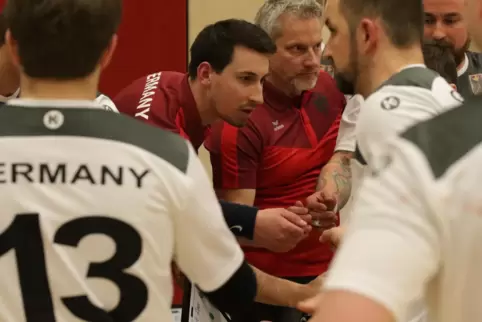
(422, 39, 458, 85)
(188, 19, 276, 79)
(4, 0, 122, 80)
(339, 0, 424, 48)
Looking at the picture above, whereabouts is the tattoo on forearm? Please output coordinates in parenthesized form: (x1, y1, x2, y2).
(317, 154, 352, 208)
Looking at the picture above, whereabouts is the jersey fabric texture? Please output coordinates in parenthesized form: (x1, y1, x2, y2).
(324, 95, 482, 322)
(113, 71, 207, 151)
(205, 72, 346, 277)
(0, 99, 243, 322)
(457, 51, 482, 98)
(0, 89, 118, 112)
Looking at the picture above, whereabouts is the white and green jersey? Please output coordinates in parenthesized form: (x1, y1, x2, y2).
(0, 99, 244, 322)
(325, 96, 482, 322)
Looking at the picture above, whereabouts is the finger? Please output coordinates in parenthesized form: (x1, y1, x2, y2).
(281, 209, 309, 227)
(307, 200, 328, 212)
(297, 294, 324, 314)
(319, 229, 334, 244)
(310, 211, 337, 221)
(298, 214, 312, 224)
(294, 200, 304, 207)
(287, 205, 309, 216)
(302, 224, 312, 234)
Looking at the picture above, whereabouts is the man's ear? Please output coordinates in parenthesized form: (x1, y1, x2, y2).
(100, 34, 118, 71)
(5, 29, 21, 68)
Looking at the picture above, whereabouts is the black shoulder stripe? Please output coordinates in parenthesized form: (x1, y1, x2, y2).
(0, 106, 190, 173)
(402, 95, 482, 178)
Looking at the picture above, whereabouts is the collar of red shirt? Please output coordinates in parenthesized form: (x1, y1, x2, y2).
(263, 80, 305, 111)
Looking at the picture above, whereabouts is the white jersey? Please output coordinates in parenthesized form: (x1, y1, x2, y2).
(0, 99, 243, 322)
(324, 97, 482, 322)
(336, 66, 463, 217)
(0, 89, 118, 112)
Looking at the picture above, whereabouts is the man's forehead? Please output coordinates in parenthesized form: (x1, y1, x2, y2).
(424, 0, 464, 12)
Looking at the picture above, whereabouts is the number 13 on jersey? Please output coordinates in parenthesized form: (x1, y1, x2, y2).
(0, 213, 148, 321)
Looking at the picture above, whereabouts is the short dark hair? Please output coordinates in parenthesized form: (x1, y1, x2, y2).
(4, 0, 122, 79)
(0, 14, 6, 46)
(339, 0, 424, 48)
(188, 19, 276, 79)
(423, 39, 458, 85)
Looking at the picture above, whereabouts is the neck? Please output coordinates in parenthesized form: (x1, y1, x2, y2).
(265, 72, 298, 97)
(0, 70, 19, 97)
(357, 45, 424, 97)
(189, 78, 219, 126)
(457, 53, 466, 72)
(19, 74, 98, 101)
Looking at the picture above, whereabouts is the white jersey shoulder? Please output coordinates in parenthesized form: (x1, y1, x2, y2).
(0, 103, 243, 322)
(95, 93, 119, 113)
(325, 99, 482, 322)
(356, 74, 462, 169)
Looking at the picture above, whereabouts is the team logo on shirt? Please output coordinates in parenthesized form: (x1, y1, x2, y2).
(469, 73, 482, 95)
(43, 110, 64, 130)
(380, 96, 400, 110)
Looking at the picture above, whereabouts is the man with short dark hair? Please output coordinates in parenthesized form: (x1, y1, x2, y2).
(302, 0, 482, 320)
(424, 0, 482, 97)
(0, 10, 117, 109)
(303, 0, 463, 320)
(115, 18, 322, 312)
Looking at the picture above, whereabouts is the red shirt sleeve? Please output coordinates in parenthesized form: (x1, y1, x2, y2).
(205, 120, 263, 190)
(114, 72, 181, 135)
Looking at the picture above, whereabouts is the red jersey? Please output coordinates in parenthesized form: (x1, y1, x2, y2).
(114, 71, 207, 306)
(205, 72, 345, 277)
(114, 71, 207, 151)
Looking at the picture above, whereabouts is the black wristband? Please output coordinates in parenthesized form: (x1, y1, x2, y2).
(219, 200, 258, 240)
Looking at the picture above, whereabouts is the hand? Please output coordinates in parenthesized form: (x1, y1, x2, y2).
(254, 206, 312, 253)
(297, 293, 325, 315)
(320, 226, 344, 250)
(305, 191, 338, 230)
(296, 273, 327, 313)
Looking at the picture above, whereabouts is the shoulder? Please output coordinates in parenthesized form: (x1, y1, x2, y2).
(466, 51, 482, 67)
(95, 92, 118, 113)
(382, 67, 439, 89)
(1, 106, 191, 173)
(402, 95, 482, 178)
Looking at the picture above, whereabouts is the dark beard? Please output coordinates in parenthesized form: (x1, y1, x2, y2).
(334, 73, 355, 95)
(454, 38, 471, 66)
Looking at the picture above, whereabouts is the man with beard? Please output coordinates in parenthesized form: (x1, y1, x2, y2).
(300, 0, 482, 320)
(205, 1, 347, 321)
(424, 0, 482, 97)
(422, 38, 458, 88)
(304, 0, 463, 320)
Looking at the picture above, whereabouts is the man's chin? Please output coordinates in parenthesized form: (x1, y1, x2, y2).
(293, 78, 318, 93)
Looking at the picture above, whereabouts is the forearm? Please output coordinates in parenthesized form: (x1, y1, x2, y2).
(317, 151, 353, 209)
(252, 266, 317, 307)
(219, 200, 258, 240)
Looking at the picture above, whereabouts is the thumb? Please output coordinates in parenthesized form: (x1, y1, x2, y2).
(319, 228, 334, 243)
(297, 293, 324, 314)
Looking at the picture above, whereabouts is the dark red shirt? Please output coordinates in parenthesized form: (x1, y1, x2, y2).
(114, 71, 207, 151)
(205, 72, 346, 277)
(114, 71, 207, 306)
